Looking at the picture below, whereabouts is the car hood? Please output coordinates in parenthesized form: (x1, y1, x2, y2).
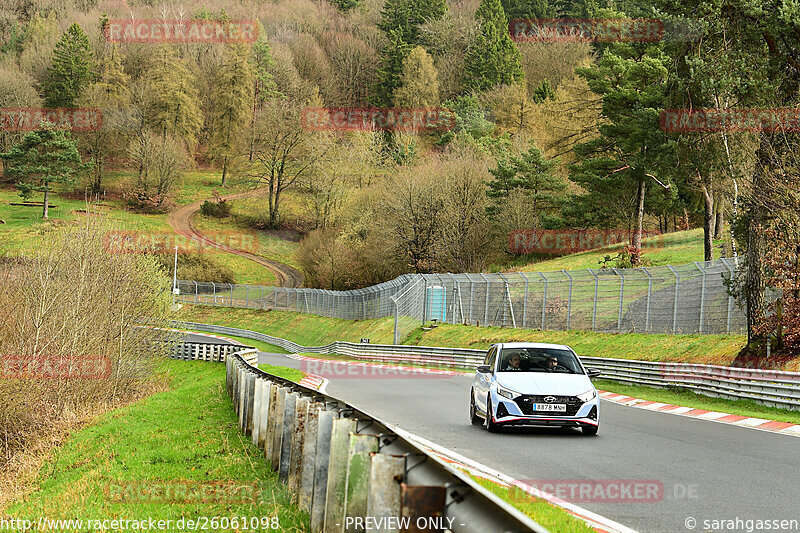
(495, 372, 594, 396)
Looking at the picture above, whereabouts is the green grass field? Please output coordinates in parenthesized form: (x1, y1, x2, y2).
(178, 306, 749, 366)
(2, 359, 309, 531)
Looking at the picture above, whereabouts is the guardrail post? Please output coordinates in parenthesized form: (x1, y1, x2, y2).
(538, 272, 547, 329)
(270, 387, 289, 470)
(668, 265, 680, 334)
(252, 378, 264, 445)
(289, 397, 311, 499)
(299, 401, 323, 513)
(344, 433, 380, 527)
(562, 269, 573, 330)
(366, 454, 405, 531)
(324, 417, 357, 533)
(519, 272, 529, 328)
(694, 261, 706, 334)
(613, 268, 624, 332)
(279, 391, 299, 482)
(311, 409, 336, 532)
(245, 372, 256, 435)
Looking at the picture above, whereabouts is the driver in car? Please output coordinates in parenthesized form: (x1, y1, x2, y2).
(546, 355, 559, 371)
(503, 353, 522, 371)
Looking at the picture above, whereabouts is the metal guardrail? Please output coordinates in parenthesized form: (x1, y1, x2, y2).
(225, 347, 549, 533)
(170, 341, 258, 364)
(178, 321, 800, 410)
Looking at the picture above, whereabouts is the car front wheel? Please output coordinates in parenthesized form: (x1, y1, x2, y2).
(582, 424, 598, 436)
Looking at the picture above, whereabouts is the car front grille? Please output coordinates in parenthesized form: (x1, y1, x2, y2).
(514, 395, 583, 416)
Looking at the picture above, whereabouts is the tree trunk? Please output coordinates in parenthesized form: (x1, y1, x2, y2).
(746, 136, 769, 349)
(714, 202, 724, 239)
(701, 175, 714, 262)
(221, 157, 228, 187)
(632, 179, 646, 254)
(42, 188, 49, 219)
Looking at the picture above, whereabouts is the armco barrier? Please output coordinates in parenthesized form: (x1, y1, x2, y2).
(169, 341, 258, 364)
(177, 321, 800, 410)
(223, 346, 549, 533)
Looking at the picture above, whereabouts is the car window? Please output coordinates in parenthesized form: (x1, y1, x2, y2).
(486, 347, 497, 369)
(497, 348, 583, 374)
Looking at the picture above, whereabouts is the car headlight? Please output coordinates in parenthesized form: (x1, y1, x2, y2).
(497, 386, 519, 400)
(576, 389, 596, 403)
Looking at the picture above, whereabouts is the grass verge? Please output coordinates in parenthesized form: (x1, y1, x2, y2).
(2, 359, 309, 532)
(471, 476, 595, 533)
(594, 378, 800, 424)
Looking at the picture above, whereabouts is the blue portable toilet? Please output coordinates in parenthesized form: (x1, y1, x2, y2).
(426, 286, 447, 323)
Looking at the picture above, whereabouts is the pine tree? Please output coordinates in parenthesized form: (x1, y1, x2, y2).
(43, 23, 94, 108)
(568, 44, 672, 257)
(0, 128, 91, 219)
(373, 29, 413, 106)
(487, 141, 564, 221)
(393, 46, 440, 107)
(248, 36, 279, 161)
(463, 0, 525, 92)
(211, 44, 255, 186)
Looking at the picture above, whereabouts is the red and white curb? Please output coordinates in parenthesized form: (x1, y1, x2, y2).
(391, 427, 637, 533)
(298, 374, 328, 393)
(286, 353, 467, 376)
(598, 391, 800, 438)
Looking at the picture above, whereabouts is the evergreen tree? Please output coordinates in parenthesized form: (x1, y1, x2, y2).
(463, 0, 525, 92)
(210, 43, 255, 186)
(568, 44, 672, 258)
(249, 36, 280, 161)
(43, 23, 93, 108)
(393, 46, 440, 107)
(373, 29, 413, 106)
(0, 128, 91, 219)
(146, 47, 203, 148)
(487, 141, 564, 221)
(501, 0, 556, 21)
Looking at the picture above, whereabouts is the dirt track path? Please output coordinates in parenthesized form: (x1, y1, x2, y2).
(167, 190, 304, 287)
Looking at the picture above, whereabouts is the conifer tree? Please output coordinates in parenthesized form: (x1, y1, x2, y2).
(463, 0, 524, 92)
(44, 23, 93, 108)
(393, 46, 440, 107)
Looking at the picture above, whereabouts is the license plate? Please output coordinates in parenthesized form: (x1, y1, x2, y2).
(533, 403, 566, 412)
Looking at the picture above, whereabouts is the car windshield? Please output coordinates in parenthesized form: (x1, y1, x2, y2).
(497, 348, 583, 374)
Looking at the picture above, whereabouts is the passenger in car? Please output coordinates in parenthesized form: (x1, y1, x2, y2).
(502, 353, 522, 371)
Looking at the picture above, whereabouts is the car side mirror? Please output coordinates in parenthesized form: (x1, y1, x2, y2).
(587, 368, 601, 378)
(476, 365, 492, 374)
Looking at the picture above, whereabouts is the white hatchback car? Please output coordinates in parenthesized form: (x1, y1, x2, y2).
(469, 342, 601, 435)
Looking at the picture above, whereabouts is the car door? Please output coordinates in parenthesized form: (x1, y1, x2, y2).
(474, 346, 497, 412)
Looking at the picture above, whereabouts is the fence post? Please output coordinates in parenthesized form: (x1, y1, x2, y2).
(498, 273, 516, 328)
(230, 283, 234, 307)
(519, 272, 529, 329)
(588, 269, 598, 331)
(212, 281, 216, 304)
(722, 258, 735, 333)
(642, 267, 653, 333)
(538, 272, 547, 330)
(562, 269, 573, 330)
(694, 261, 706, 334)
(613, 268, 624, 332)
(469, 277, 475, 325)
(392, 296, 400, 345)
(480, 273, 490, 325)
(668, 265, 680, 334)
